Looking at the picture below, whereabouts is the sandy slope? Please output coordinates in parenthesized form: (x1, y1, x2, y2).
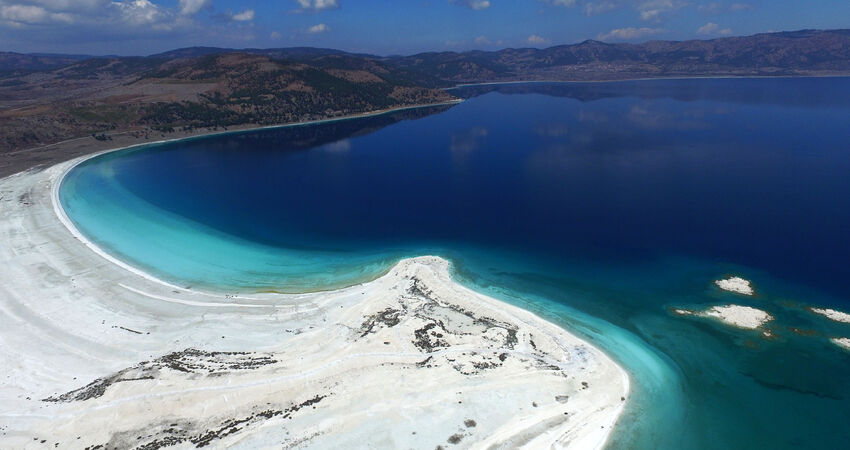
(0, 159, 628, 449)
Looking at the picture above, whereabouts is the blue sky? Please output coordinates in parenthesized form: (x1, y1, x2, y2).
(1, 0, 849, 55)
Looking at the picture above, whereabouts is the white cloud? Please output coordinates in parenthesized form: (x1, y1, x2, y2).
(22, 0, 108, 11)
(308, 22, 329, 33)
(214, 8, 255, 22)
(270, 31, 282, 39)
(0, 4, 72, 24)
(697, 2, 721, 14)
(0, 0, 237, 43)
(474, 35, 491, 44)
(177, 0, 211, 16)
(699, 2, 752, 14)
(113, 0, 169, 27)
(697, 22, 718, 34)
(452, 0, 491, 10)
(0, 0, 267, 51)
(638, 0, 684, 21)
(0, 0, 113, 25)
(526, 34, 550, 45)
(729, 3, 752, 11)
(598, 26, 665, 41)
(542, 0, 615, 15)
(697, 22, 732, 35)
(0, 0, 178, 27)
(544, 0, 689, 19)
(232, 9, 254, 21)
(584, 1, 616, 15)
(295, 0, 339, 11)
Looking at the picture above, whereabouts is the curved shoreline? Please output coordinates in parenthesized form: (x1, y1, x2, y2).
(50, 99, 468, 297)
(2, 146, 630, 447)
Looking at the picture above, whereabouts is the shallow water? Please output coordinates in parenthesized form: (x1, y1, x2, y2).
(60, 78, 850, 448)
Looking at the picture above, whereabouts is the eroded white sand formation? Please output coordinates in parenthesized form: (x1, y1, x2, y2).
(0, 160, 629, 449)
(810, 307, 850, 324)
(714, 277, 754, 295)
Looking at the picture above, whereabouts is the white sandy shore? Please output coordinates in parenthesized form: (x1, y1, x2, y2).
(0, 158, 629, 448)
(810, 307, 850, 324)
(714, 277, 754, 296)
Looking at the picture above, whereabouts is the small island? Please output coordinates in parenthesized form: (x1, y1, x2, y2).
(715, 277, 754, 296)
(810, 307, 850, 324)
(702, 305, 772, 329)
(675, 304, 774, 336)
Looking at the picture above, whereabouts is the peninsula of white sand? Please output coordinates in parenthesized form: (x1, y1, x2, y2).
(831, 338, 850, 351)
(715, 276, 754, 295)
(0, 158, 629, 449)
(810, 307, 850, 324)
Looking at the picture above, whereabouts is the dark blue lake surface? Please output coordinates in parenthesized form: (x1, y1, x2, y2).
(61, 78, 850, 448)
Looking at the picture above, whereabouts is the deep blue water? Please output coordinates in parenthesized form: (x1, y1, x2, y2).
(60, 78, 850, 449)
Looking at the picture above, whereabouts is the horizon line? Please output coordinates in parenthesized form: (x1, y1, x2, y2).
(2, 27, 846, 60)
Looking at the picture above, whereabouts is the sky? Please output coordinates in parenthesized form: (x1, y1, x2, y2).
(1, 0, 849, 56)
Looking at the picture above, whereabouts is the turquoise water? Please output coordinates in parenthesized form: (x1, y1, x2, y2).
(60, 79, 850, 448)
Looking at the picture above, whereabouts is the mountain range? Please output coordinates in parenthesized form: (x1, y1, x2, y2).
(2, 28, 850, 156)
(4, 29, 850, 82)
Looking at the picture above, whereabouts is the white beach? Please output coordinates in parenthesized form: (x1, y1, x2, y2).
(0, 157, 629, 448)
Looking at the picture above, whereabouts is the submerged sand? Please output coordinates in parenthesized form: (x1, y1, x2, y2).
(0, 159, 629, 448)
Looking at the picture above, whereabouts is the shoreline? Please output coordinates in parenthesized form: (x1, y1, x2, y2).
(448, 73, 850, 89)
(1, 99, 463, 179)
(1, 141, 630, 447)
(9, 74, 849, 177)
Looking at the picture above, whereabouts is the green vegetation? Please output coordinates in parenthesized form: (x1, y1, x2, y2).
(134, 54, 455, 130)
(1, 51, 456, 151)
(68, 105, 138, 123)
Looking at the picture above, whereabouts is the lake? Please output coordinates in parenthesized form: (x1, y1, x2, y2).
(60, 78, 850, 449)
